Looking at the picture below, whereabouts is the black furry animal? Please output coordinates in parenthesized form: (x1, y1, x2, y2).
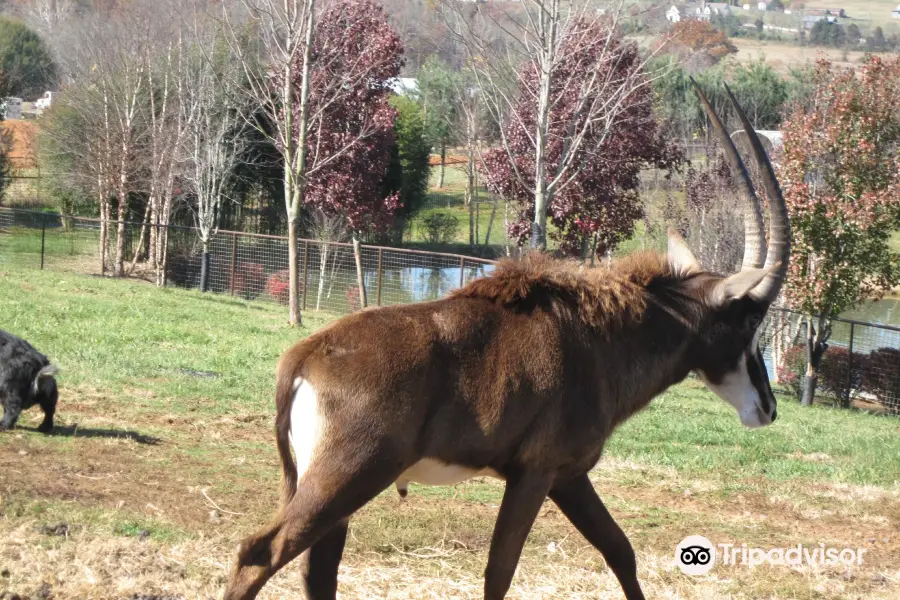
(0, 330, 58, 433)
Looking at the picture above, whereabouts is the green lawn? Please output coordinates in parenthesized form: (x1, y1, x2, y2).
(0, 265, 335, 414)
(1, 265, 899, 599)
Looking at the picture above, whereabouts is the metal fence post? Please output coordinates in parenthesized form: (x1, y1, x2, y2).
(845, 323, 855, 409)
(40, 218, 46, 270)
(459, 256, 465, 287)
(376, 248, 383, 306)
(302, 240, 309, 311)
(229, 233, 238, 296)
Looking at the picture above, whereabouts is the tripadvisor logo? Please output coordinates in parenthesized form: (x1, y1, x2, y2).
(675, 535, 716, 575)
(675, 535, 869, 575)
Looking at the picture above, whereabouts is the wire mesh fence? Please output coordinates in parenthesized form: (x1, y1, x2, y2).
(759, 308, 900, 415)
(3, 206, 898, 414)
(0, 207, 495, 316)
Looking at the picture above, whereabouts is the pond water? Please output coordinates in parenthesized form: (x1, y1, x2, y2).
(841, 298, 900, 327)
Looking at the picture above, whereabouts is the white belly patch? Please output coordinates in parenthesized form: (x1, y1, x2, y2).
(290, 377, 323, 483)
(288, 379, 498, 496)
(395, 459, 501, 496)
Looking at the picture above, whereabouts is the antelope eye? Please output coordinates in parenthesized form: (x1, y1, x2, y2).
(747, 315, 762, 330)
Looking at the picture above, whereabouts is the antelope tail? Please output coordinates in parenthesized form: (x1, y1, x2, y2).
(273, 344, 317, 508)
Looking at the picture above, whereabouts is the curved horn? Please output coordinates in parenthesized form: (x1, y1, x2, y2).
(689, 77, 766, 270)
(722, 83, 791, 305)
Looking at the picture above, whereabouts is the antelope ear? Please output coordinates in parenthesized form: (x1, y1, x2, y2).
(667, 227, 701, 275)
(711, 264, 777, 306)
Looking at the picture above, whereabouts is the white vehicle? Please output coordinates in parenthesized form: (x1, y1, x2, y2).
(35, 91, 54, 111)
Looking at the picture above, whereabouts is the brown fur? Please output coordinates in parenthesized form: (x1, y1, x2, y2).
(226, 83, 789, 600)
(226, 250, 775, 600)
(450, 252, 667, 333)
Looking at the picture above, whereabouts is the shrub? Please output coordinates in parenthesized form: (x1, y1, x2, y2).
(231, 263, 266, 300)
(777, 345, 807, 399)
(816, 346, 864, 401)
(864, 347, 900, 414)
(266, 270, 291, 305)
(421, 212, 459, 244)
(777, 344, 866, 403)
(778, 342, 900, 411)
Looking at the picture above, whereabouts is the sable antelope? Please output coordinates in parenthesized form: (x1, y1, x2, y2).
(224, 82, 790, 600)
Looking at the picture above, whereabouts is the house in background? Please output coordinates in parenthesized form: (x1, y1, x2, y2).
(666, 4, 686, 22)
(699, 2, 732, 20)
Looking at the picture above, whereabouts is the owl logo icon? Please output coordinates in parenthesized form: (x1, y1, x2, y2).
(675, 535, 716, 575)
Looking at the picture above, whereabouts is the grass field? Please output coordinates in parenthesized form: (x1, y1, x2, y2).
(1, 266, 899, 599)
(406, 167, 515, 253)
(729, 38, 870, 73)
(804, 0, 900, 26)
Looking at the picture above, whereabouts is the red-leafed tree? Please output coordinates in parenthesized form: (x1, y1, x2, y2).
(481, 18, 681, 257)
(297, 0, 403, 233)
(779, 57, 900, 407)
(228, 0, 403, 324)
(662, 19, 737, 69)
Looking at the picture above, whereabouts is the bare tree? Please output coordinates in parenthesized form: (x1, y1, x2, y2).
(439, 0, 670, 250)
(142, 12, 188, 287)
(223, 0, 404, 325)
(454, 81, 484, 251)
(21, 0, 76, 36)
(304, 208, 348, 311)
(52, 9, 149, 276)
(179, 19, 250, 292)
(222, 0, 316, 325)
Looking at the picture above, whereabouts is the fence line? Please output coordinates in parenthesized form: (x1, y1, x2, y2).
(0, 207, 495, 315)
(2, 207, 897, 414)
(759, 308, 900, 414)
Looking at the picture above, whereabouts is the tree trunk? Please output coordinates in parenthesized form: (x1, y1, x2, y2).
(148, 196, 158, 269)
(467, 157, 475, 250)
(800, 317, 829, 407)
(155, 184, 174, 288)
(438, 142, 446, 189)
(115, 154, 128, 277)
(530, 2, 557, 252)
(199, 241, 211, 293)
(99, 195, 109, 275)
(352, 236, 367, 309)
(800, 362, 820, 407)
(475, 192, 480, 250)
(504, 198, 511, 257)
(288, 214, 302, 324)
(285, 0, 315, 327)
(484, 196, 498, 247)
(316, 241, 328, 311)
(126, 201, 152, 276)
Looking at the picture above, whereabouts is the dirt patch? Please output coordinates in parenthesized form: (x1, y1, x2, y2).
(428, 153, 467, 167)
(789, 451, 833, 463)
(2, 388, 900, 599)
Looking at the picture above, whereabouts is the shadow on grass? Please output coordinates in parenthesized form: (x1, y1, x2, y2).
(22, 424, 162, 445)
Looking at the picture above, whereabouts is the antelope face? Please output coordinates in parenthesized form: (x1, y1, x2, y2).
(694, 298, 777, 429)
(670, 78, 791, 429)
